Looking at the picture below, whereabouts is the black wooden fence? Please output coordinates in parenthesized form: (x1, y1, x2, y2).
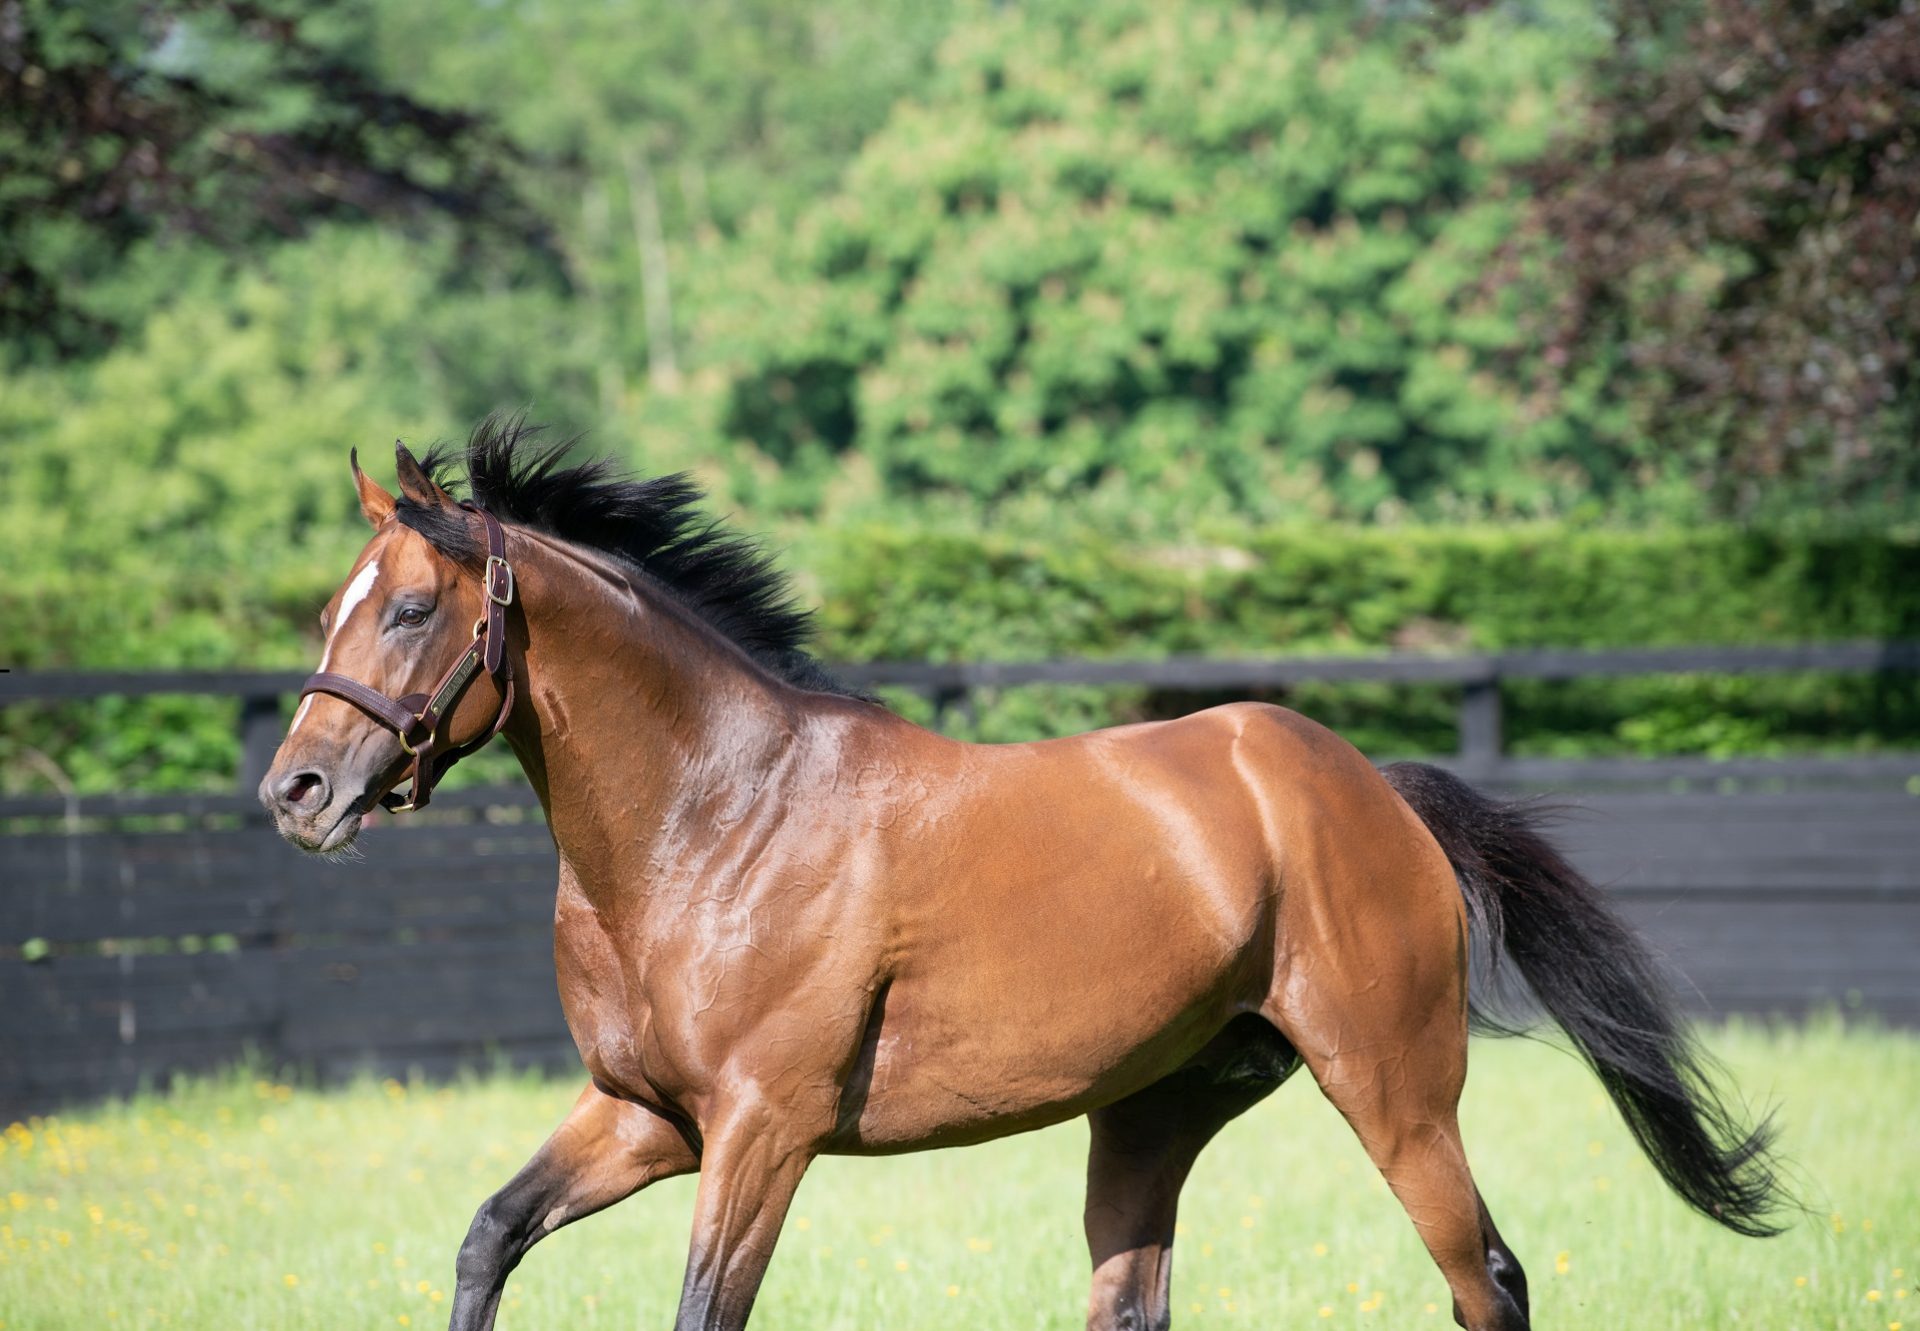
(3, 645, 1918, 1118)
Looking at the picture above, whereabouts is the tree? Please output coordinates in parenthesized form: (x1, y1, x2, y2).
(1525, 0, 1920, 516)
(0, 0, 550, 359)
(372, 0, 949, 414)
(692, 0, 1598, 525)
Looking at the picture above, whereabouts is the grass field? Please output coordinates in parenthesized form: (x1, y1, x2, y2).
(0, 1020, 1912, 1330)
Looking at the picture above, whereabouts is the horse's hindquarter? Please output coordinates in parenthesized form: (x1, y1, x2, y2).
(834, 704, 1308, 1151)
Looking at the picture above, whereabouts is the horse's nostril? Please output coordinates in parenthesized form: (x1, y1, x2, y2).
(276, 770, 328, 811)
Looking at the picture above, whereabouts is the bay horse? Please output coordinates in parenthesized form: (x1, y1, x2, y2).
(260, 420, 1781, 1331)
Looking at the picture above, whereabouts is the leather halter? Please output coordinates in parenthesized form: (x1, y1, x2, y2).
(301, 504, 517, 813)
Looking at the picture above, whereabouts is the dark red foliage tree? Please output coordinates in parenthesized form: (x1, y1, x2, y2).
(1528, 0, 1920, 515)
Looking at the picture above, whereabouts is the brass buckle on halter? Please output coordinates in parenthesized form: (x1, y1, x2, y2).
(486, 555, 515, 606)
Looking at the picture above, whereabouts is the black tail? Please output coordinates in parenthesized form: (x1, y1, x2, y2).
(1381, 761, 1785, 1238)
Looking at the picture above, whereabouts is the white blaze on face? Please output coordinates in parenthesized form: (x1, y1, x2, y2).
(289, 558, 382, 737)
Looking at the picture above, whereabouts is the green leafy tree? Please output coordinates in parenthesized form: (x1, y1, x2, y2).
(0, 0, 550, 360)
(693, 0, 1605, 524)
(372, 0, 949, 411)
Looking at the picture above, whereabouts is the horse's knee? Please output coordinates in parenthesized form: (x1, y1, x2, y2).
(454, 1196, 519, 1286)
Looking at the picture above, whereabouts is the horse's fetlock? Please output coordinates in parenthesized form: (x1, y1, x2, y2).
(1487, 1244, 1528, 1320)
(1089, 1299, 1169, 1331)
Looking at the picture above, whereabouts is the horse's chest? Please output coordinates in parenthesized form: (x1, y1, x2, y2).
(551, 913, 639, 1073)
(548, 880, 688, 1103)
(550, 890, 753, 1111)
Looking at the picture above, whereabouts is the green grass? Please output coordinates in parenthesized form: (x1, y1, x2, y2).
(1, 1020, 1913, 1330)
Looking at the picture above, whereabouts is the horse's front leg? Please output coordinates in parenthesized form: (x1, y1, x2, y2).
(448, 1081, 698, 1331)
(671, 1090, 819, 1331)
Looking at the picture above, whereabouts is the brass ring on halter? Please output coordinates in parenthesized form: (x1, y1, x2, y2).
(399, 718, 428, 756)
(472, 615, 487, 640)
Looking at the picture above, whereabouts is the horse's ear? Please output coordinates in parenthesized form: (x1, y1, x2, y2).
(351, 448, 395, 528)
(394, 440, 451, 508)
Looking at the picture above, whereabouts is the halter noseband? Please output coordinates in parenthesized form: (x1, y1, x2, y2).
(301, 503, 517, 813)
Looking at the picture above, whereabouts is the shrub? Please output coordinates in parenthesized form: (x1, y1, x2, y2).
(5, 522, 1915, 793)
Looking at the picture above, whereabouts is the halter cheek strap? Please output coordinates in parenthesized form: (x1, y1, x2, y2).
(300, 504, 517, 813)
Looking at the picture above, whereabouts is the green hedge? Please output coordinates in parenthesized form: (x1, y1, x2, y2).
(804, 522, 1920, 758)
(4, 523, 1917, 795)
(807, 524, 1920, 658)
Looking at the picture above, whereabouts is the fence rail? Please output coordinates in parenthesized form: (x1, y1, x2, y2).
(4, 645, 1918, 1116)
(4, 641, 1919, 809)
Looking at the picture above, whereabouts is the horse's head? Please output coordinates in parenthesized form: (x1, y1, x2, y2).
(259, 444, 516, 852)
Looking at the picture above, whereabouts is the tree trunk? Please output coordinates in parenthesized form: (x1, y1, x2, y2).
(624, 145, 682, 393)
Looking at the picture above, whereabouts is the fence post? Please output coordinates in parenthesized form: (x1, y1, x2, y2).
(1458, 666, 1503, 776)
(930, 685, 976, 735)
(238, 692, 284, 802)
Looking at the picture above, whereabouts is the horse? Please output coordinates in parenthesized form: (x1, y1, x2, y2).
(259, 419, 1782, 1331)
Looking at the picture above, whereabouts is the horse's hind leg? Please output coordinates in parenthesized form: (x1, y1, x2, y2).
(1273, 972, 1528, 1331)
(1083, 1016, 1300, 1331)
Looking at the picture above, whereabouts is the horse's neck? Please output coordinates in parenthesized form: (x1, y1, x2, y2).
(501, 532, 799, 903)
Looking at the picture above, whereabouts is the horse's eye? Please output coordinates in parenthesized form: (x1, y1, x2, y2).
(395, 605, 430, 628)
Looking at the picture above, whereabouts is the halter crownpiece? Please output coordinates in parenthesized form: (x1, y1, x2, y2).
(300, 502, 517, 813)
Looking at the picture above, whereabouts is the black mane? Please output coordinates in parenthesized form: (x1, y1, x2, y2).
(395, 414, 860, 698)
